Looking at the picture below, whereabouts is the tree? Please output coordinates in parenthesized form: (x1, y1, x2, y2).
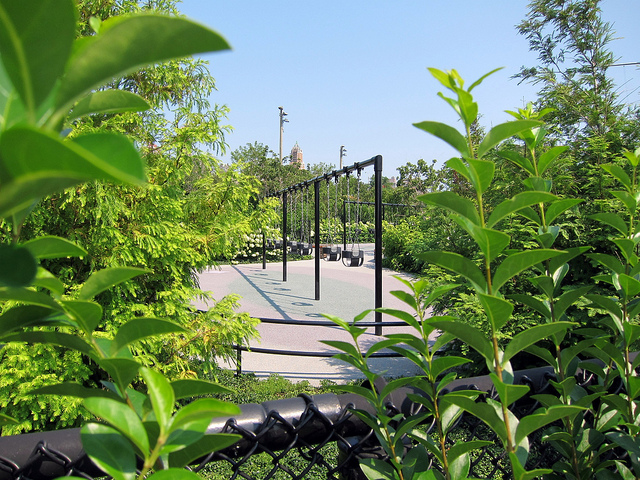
(515, 0, 640, 198)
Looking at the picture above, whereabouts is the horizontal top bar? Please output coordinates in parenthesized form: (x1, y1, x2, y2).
(268, 155, 381, 197)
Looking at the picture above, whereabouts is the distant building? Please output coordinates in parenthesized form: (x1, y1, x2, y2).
(290, 142, 305, 169)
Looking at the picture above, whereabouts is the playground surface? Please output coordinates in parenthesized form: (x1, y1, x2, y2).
(194, 244, 429, 385)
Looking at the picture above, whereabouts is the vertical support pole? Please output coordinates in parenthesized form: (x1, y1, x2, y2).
(314, 179, 321, 300)
(282, 191, 287, 282)
(262, 231, 266, 269)
(374, 155, 383, 335)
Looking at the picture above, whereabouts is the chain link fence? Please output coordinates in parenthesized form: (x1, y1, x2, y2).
(0, 365, 589, 480)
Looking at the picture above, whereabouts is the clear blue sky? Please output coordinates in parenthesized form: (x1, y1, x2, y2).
(179, 1, 640, 179)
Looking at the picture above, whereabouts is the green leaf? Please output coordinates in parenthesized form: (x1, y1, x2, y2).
(547, 246, 590, 276)
(509, 294, 551, 319)
(62, 300, 102, 335)
(537, 146, 568, 175)
(554, 286, 592, 320)
(84, 397, 149, 455)
(468, 67, 503, 91)
(602, 163, 632, 191)
(492, 249, 564, 293)
(467, 158, 495, 194)
(503, 322, 573, 363)
(452, 216, 510, 262)
(56, 15, 231, 116)
(518, 206, 542, 226)
(490, 373, 530, 405)
(22, 235, 87, 259)
(430, 319, 493, 363)
(2, 330, 92, 354)
(477, 120, 542, 158)
(0, 244, 37, 287)
(515, 405, 584, 445)
(0, 413, 18, 427)
(418, 251, 487, 293)
(449, 396, 507, 444)
(0, 174, 79, 219)
(69, 89, 150, 120)
(611, 190, 637, 213)
(388, 289, 418, 310)
(418, 191, 481, 225)
(590, 212, 628, 236)
(165, 398, 241, 454)
(587, 253, 624, 275)
(0, 305, 59, 336)
(544, 198, 582, 225)
(523, 176, 552, 193)
(97, 358, 141, 389)
(168, 433, 241, 468)
(30, 382, 120, 401)
(375, 307, 420, 330)
(478, 293, 514, 331)
(413, 121, 469, 157)
(359, 457, 397, 480)
(0, 0, 76, 111)
(487, 191, 556, 228)
(141, 367, 175, 435)
(79, 266, 149, 300)
(171, 379, 234, 400)
(614, 273, 640, 298)
(498, 150, 536, 176)
(430, 356, 470, 378)
(32, 269, 65, 296)
(81, 423, 136, 480)
(112, 318, 185, 354)
(0, 286, 63, 310)
(0, 127, 146, 187)
(321, 340, 362, 358)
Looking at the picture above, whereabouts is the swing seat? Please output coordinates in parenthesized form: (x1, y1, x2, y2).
(288, 241, 299, 254)
(266, 239, 275, 250)
(322, 245, 341, 261)
(297, 242, 313, 255)
(274, 240, 282, 249)
(342, 249, 364, 267)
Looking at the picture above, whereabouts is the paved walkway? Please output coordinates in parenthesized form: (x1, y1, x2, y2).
(195, 244, 427, 385)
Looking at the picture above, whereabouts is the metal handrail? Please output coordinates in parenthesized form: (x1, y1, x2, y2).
(232, 316, 415, 375)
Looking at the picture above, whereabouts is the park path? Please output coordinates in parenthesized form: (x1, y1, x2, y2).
(195, 244, 430, 385)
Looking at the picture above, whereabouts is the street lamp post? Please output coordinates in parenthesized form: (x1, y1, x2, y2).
(279, 106, 288, 163)
(339, 145, 347, 169)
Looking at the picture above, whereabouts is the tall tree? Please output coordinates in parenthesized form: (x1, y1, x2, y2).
(515, 0, 640, 197)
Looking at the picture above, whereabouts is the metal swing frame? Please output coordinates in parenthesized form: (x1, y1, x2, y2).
(266, 155, 384, 335)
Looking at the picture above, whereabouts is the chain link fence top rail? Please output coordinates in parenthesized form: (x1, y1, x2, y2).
(1, 364, 618, 480)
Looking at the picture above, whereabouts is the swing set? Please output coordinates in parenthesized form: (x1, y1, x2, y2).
(265, 155, 384, 334)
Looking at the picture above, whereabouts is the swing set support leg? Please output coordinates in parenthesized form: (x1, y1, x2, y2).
(282, 190, 287, 282)
(374, 155, 383, 335)
(314, 180, 320, 300)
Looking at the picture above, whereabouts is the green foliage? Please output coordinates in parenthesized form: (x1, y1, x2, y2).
(329, 65, 640, 480)
(0, 0, 245, 477)
(0, 0, 269, 428)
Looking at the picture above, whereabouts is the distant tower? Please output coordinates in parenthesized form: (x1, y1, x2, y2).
(290, 142, 305, 169)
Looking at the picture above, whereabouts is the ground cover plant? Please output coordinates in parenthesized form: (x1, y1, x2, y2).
(327, 66, 640, 480)
(0, 1, 251, 478)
